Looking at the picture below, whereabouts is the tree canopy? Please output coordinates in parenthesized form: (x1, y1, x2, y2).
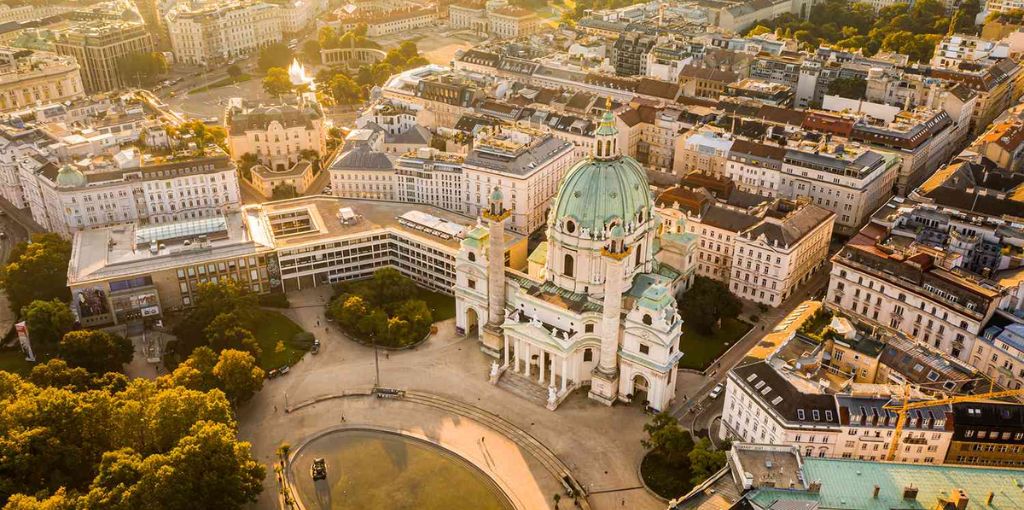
(23, 299, 74, 347)
(747, 0, 980, 61)
(117, 52, 168, 86)
(679, 277, 742, 335)
(257, 42, 292, 72)
(261, 67, 292, 97)
(825, 76, 867, 100)
(328, 268, 433, 347)
(0, 371, 262, 508)
(1, 233, 72, 314)
(171, 280, 259, 360)
(58, 330, 133, 374)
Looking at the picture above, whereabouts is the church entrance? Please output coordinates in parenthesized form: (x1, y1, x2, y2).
(632, 374, 650, 407)
(465, 308, 479, 338)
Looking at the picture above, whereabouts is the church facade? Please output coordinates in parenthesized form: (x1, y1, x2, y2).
(454, 109, 697, 411)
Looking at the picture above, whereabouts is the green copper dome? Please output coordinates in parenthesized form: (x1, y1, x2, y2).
(55, 164, 87, 188)
(552, 154, 651, 235)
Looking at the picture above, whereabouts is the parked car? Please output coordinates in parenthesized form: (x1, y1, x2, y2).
(0, 232, 7, 240)
(311, 458, 327, 481)
(311, 338, 321, 354)
(321, 186, 333, 195)
(708, 383, 724, 399)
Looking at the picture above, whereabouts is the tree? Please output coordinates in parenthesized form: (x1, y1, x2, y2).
(369, 267, 416, 306)
(642, 412, 694, 466)
(679, 277, 741, 335)
(2, 233, 72, 313)
(748, 25, 772, 36)
(257, 42, 292, 72)
(302, 39, 321, 64)
(172, 280, 259, 357)
(319, 25, 339, 49)
(688, 438, 727, 485)
(58, 330, 133, 374)
(226, 64, 243, 79)
(398, 40, 419, 59)
(212, 349, 264, 404)
(825, 76, 867, 99)
(28, 358, 95, 391)
(167, 346, 219, 392)
(271, 183, 298, 199)
(262, 67, 292, 97)
(237, 152, 258, 181)
(204, 313, 260, 358)
(117, 52, 168, 86)
(329, 73, 362, 105)
(23, 299, 74, 347)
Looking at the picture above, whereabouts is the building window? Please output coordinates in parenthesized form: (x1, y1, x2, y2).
(639, 343, 650, 354)
(584, 348, 593, 362)
(563, 254, 574, 277)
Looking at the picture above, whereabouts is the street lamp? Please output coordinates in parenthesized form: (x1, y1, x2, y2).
(371, 332, 380, 389)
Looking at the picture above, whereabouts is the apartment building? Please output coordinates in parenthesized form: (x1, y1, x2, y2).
(613, 31, 656, 77)
(721, 360, 842, 458)
(616, 105, 700, 174)
(328, 142, 397, 201)
(931, 34, 1011, 69)
(167, 1, 283, 65)
(26, 149, 241, 238)
(224, 95, 326, 171)
(945, 401, 1024, 467)
(930, 58, 1023, 135)
(394, 147, 465, 212)
(339, 7, 438, 37)
(976, 318, 1024, 390)
(0, 47, 83, 112)
(826, 220, 1004, 365)
(53, 21, 153, 93)
(834, 396, 952, 464)
(731, 201, 834, 306)
(678, 65, 739, 100)
(462, 128, 575, 234)
(673, 130, 733, 177)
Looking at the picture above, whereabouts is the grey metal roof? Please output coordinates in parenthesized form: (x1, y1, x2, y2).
(329, 145, 393, 171)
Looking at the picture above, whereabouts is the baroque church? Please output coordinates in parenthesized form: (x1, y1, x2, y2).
(454, 108, 697, 411)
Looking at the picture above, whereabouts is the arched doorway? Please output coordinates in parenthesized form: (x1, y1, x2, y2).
(465, 307, 479, 338)
(632, 374, 650, 406)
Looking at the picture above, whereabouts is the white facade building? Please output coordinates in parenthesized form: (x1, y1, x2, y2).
(0, 47, 83, 112)
(167, 1, 283, 65)
(224, 94, 326, 171)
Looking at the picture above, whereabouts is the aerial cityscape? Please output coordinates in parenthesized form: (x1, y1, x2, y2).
(1, 0, 1024, 509)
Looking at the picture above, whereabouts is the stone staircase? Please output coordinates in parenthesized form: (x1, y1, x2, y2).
(496, 369, 550, 407)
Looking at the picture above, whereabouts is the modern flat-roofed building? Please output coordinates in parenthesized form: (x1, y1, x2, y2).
(67, 195, 529, 326)
(53, 21, 153, 93)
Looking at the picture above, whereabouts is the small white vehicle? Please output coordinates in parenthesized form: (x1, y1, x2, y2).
(708, 383, 724, 399)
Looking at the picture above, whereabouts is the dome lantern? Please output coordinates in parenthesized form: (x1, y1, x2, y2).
(593, 97, 619, 161)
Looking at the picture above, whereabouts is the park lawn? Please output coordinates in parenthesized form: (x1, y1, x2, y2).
(0, 349, 33, 375)
(252, 311, 307, 369)
(678, 318, 752, 371)
(413, 288, 456, 321)
(189, 73, 251, 94)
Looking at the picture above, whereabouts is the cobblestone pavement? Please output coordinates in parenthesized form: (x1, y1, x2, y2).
(237, 286, 669, 510)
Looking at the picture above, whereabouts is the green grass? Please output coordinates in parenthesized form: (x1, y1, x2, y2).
(414, 288, 455, 321)
(0, 349, 34, 375)
(189, 73, 252, 94)
(677, 318, 752, 370)
(252, 311, 307, 369)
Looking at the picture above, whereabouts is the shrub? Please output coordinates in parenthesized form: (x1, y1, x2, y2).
(258, 293, 290, 308)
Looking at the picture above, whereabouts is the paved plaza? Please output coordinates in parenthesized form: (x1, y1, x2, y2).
(236, 287, 695, 510)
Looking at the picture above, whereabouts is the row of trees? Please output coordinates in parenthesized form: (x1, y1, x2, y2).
(747, 0, 981, 62)
(328, 269, 433, 348)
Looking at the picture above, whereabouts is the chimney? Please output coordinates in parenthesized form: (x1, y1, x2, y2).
(873, 485, 880, 499)
(808, 481, 822, 493)
(951, 489, 969, 510)
(987, 491, 994, 506)
(903, 486, 919, 500)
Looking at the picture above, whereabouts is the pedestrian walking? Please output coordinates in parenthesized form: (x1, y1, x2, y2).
(274, 405, 277, 413)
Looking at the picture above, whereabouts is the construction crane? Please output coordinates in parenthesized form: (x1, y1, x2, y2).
(883, 386, 1024, 462)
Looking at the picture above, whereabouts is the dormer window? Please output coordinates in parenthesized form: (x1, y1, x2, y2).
(468, 252, 476, 262)
(642, 314, 652, 325)
(565, 220, 576, 234)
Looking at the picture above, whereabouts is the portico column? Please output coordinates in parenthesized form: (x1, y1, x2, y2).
(525, 343, 532, 377)
(503, 335, 509, 366)
(549, 355, 556, 386)
(561, 356, 568, 391)
(538, 351, 546, 384)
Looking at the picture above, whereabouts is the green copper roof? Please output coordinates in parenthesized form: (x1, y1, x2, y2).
(748, 457, 1024, 510)
(55, 164, 87, 188)
(553, 154, 651, 235)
